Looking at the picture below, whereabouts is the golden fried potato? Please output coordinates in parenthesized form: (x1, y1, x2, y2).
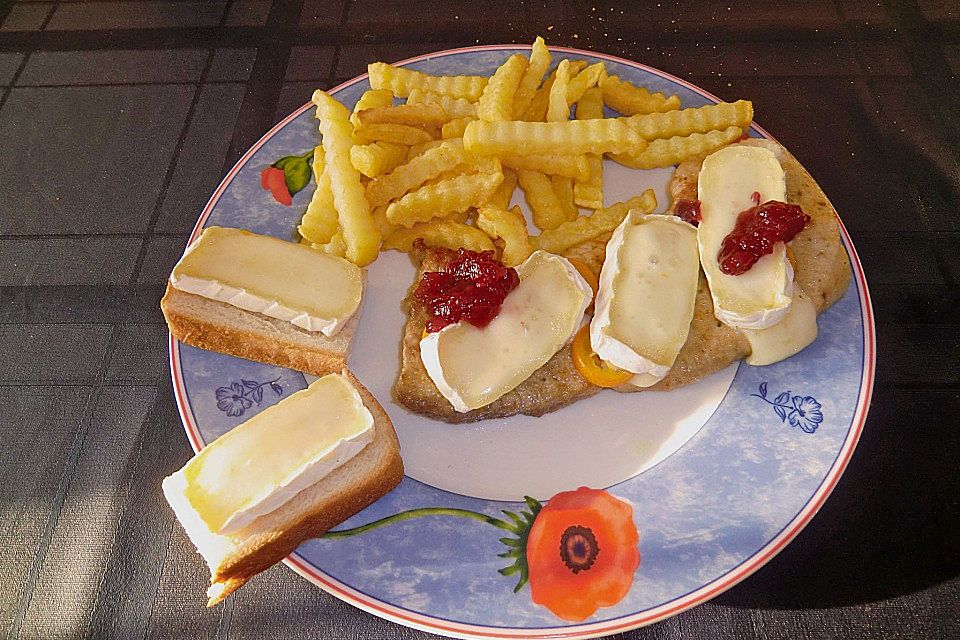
(366, 139, 469, 207)
(350, 89, 393, 128)
(573, 86, 605, 209)
(518, 169, 568, 231)
(488, 166, 518, 210)
(385, 171, 503, 228)
(477, 205, 534, 266)
(601, 74, 681, 115)
(384, 219, 495, 253)
(609, 126, 742, 169)
(546, 59, 572, 122)
(312, 90, 381, 266)
(352, 122, 435, 146)
(298, 146, 339, 244)
(534, 191, 657, 254)
(565, 62, 606, 106)
(349, 141, 408, 178)
(512, 36, 551, 118)
(477, 54, 528, 122)
(498, 152, 590, 181)
(357, 103, 448, 129)
(464, 118, 645, 156)
(441, 117, 475, 139)
(551, 175, 579, 221)
(407, 88, 478, 119)
(622, 100, 753, 140)
(368, 62, 487, 100)
(523, 60, 588, 121)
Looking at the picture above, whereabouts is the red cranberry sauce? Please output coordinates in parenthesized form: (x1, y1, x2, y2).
(718, 200, 810, 276)
(674, 199, 702, 226)
(414, 249, 520, 333)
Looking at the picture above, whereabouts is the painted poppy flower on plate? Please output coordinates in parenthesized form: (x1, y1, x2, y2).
(526, 487, 640, 621)
(319, 486, 640, 622)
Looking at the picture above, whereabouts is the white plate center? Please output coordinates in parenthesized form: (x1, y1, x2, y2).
(348, 251, 736, 502)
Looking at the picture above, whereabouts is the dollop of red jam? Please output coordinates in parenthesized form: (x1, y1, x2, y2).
(414, 249, 520, 333)
(674, 199, 702, 226)
(718, 200, 810, 276)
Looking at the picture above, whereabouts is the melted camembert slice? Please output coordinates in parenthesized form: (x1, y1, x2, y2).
(420, 251, 592, 412)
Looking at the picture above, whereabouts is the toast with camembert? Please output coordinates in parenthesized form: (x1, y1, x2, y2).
(161, 226, 364, 376)
(163, 370, 403, 606)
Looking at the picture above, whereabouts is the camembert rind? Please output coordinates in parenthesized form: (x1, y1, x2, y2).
(742, 288, 818, 366)
(162, 372, 373, 538)
(420, 251, 593, 413)
(591, 212, 700, 388)
(698, 145, 793, 330)
(171, 227, 363, 337)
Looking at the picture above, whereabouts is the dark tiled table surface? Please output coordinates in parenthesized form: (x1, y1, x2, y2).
(1, 1, 958, 639)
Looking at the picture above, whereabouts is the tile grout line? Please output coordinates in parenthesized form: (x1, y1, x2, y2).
(5, 320, 125, 640)
(126, 49, 217, 287)
(37, 0, 55, 31)
(323, 0, 353, 81)
(0, 50, 28, 112)
(221, 0, 304, 174)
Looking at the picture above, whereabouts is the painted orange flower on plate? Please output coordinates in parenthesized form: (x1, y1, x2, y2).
(321, 486, 640, 622)
(525, 487, 640, 621)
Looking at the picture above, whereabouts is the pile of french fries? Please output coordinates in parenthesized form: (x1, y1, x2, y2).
(299, 37, 754, 267)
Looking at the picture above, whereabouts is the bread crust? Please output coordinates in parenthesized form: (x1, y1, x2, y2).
(203, 372, 403, 605)
(161, 283, 358, 376)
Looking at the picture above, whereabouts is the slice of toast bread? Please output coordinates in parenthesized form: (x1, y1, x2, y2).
(161, 283, 361, 376)
(394, 247, 600, 423)
(163, 371, 403, 606)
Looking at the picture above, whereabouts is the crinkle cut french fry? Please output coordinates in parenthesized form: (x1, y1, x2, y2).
(565, 62, 606, 106)
(384, 220, 495, 253)
(368, 62, 487, 101)
(350, 89, 393, 128)
(477, 54, 528, 122)
(534, 191, 657, 254)
(407, 88, 478, 119)
(315, 228, 347, 258)
(366, 139, 468, 208)
(609, 126, 742, 170)
(622, 100, 753, 140)
(498, 153, 590, 181)
(574, 86, 604, 209)
(551, 175, 579, 221)
(546, 59, 572, 122)
(601, 74, 681, 115)
(312, 90, 381, 266)
(523, 60, 587, 121)
(349, 141, 408, 178)
(488, 166, 518, 211)
(371, 204, 397, 238)
(385, 171, 503, 228)
(518, 169, 568, 231)
(463, 118, 644, 156)
(512, 36, 551, 119)
(357, 103, 448, 128)
(352, 122, 435, 146)
(298, 146, 339, 244)
(477, 205, 534, 266)
(441, 117, 475, 139)
(406, 138, 445, 161)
